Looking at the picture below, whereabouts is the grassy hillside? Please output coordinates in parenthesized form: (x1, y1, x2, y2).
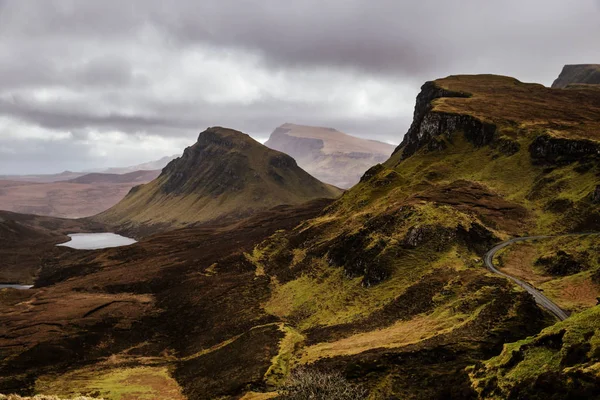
(245, 75, 600, 397)
(1, 75, 598, 399)
(96, 127, 342, 235)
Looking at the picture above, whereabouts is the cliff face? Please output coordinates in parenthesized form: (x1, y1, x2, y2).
(551, 64, 600, 88)
(96, 127, 342, 235)
(265, 123, 395, 188)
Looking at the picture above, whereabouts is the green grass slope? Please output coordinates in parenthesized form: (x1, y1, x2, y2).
(242, 75, 600, 398)
(1, 76, 598, 400)
(96, 127, 342, 235)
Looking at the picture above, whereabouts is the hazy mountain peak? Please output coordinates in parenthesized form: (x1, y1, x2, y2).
(265, 123, 396, 188)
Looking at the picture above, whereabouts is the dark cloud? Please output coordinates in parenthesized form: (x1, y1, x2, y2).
(0, 0, 598, 173)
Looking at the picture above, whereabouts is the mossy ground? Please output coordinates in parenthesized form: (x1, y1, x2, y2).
(2, 76, 599, 399)
(469, 306, 600, 399)
(35, 366, 184, 400)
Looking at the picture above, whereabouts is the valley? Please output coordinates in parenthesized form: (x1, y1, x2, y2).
(1, 73, 598, 399)
(0, 171, 160, 219)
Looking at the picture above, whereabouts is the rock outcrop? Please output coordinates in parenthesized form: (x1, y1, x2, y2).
(551, 64, 600, 88)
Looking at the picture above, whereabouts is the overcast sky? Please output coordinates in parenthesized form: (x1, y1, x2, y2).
(1, 0, 599, 174)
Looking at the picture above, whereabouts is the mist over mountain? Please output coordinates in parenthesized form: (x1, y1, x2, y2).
(265, 123, 396, 188)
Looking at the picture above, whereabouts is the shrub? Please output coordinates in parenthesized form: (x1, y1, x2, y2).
(277, 368, 368, 400)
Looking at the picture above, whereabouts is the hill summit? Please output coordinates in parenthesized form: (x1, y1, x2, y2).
(265, 123, 395, 188)
(96, 127, 342, 234)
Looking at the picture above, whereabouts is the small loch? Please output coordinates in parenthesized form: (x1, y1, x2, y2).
(57, 232, 137, 250)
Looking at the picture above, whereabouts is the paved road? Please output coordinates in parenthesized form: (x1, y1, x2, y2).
(484, 235, 574, 320)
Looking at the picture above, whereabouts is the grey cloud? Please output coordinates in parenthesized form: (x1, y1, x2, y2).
(0, 0, 598, 174)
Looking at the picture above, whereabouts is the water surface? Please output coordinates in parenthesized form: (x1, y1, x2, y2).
(0, 284, 33, 290)
(57, 232, 137, 250)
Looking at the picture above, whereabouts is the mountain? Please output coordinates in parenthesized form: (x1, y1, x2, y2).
(551, 64, 600, 88)
(96, 127, 342, 235)
(0, 170, 160, 218)
(264, 123, 395, 188)
(1, 75, 599, 399)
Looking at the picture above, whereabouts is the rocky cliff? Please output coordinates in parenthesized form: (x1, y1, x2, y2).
(265, 123, 395, 188)
(96, 127, 342, 235)
(551, 64, 600, 88)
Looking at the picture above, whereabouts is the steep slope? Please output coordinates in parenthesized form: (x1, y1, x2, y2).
(96, 127, 342, 234)
(1, 75, 598, 400)
(0, 171, 160, 218)
(551, 64, 600, 88)
(264, 123, 395, 188)
(244, 75, 600, 397)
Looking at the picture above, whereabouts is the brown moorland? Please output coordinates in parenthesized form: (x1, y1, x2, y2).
(0, 211, 105, 284)
(0, 171, 160, 219)
(1, 75, 599, 399)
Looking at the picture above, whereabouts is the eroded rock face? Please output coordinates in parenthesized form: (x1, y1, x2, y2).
(394, 81, 496, 159)
(551, 64, 600, 89)
(529, 134, 600, 164)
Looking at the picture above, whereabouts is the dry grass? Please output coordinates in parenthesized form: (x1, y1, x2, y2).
(0, 396, 102, 400)
(239, 392, 278, 400)
(299, 308, 472, 364)
(433, 75, 600, 141)
(496, 236, 600, 312)
(496, 243, 551, 286)
(35, 366, 185, 400)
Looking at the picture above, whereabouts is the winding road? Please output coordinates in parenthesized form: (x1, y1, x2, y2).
(483, 235, 594, 321)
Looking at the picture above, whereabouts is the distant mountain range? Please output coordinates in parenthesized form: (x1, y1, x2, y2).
(0, 170, 161, 218)
(0, 156, 177, 218)
(264, 123, 396, 188)
(0, 155, 178, 183)
(97, 127, 342, 235)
